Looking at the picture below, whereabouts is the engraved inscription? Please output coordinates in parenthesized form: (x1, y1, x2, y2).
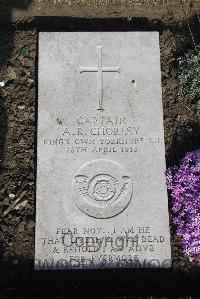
(42, 114, 163, 156)
(36, 32, 171, 270)
(72, 159, 133, 218)
(79, 46, 120, 111)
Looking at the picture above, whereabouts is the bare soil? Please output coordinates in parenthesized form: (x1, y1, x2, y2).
(0, 0, 199, 24)
(0, 3, 200, 297)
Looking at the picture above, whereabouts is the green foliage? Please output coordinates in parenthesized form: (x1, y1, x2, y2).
(178, 46, 200, 103)
(17, 46, 29, 57)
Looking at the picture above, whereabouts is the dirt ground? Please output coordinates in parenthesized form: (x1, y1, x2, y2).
(0, 1, 200, 297)
(0, 0, 199, 24)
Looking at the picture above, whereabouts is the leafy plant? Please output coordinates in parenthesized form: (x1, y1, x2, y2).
(17, 46, 29, 57)
(166, 150, 200, 257)
(178, 46, 200, 104)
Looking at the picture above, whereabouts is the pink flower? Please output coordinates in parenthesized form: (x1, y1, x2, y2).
(166, 149, 200, 258)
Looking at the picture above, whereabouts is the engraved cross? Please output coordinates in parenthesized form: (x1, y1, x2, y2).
(79, 46, 120, 111)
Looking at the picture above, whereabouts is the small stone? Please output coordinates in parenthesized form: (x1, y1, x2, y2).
(28, 78, 34, 84)
(18, 104, 26, 110)
(0, 81, 5, 87)
(18, 221, 25, 233)
(29, 44, 36, 51)
(7, 66, 17, 80)
(25, 70, 31, 76)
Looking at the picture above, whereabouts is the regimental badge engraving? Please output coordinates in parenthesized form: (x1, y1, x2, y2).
(72, 159, 133, 218)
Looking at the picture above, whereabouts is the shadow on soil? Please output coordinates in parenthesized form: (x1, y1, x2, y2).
(0, 0, 32, 69)
(0, 255, 200, 298)
(167, 121, 200, 166)
(0, 1, 32, 167)
(34, 13, 200, 33)
(0, 94, 6, 168)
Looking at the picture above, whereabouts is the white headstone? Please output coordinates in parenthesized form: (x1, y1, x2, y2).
(35, 32, 171, 270)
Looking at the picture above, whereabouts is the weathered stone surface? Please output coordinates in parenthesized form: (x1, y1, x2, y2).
(35, 32, 171, 270)
(0, 0, 199, 24)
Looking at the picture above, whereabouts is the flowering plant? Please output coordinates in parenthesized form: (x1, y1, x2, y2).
(166, 149, 200, 257)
